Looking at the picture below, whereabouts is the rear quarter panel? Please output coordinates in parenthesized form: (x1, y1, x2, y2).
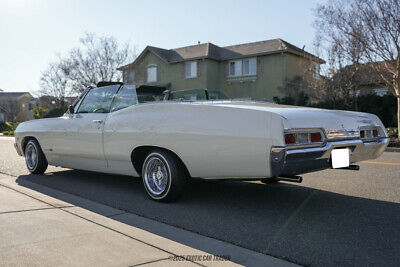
(103, 102, 284, 178)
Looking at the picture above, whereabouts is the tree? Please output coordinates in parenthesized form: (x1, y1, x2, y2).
(39, 59, 72, 107)
(39, 33, 135, 98)
(68, 33, 134, 94)
(314, 0, 400, 138)
(33, 107, 49, 119)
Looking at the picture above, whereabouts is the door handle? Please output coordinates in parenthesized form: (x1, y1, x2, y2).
(92, 120, 103, 124)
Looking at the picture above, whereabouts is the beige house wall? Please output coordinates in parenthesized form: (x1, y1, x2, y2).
(124, 51, 321, 102)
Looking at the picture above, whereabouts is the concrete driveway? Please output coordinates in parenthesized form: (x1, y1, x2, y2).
(1, 136, 399, 266)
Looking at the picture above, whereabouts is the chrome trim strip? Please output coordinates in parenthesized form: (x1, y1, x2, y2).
(285, 138, 389, 156)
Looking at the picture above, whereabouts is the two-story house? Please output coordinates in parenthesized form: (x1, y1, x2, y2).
(0, 92, 38, 122)
(118, 38, 324, 101)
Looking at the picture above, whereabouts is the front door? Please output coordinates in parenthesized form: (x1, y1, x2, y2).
(57, 85, 120, 171)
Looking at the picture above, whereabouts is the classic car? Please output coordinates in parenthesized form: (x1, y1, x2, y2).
(14, 83, 389, 201)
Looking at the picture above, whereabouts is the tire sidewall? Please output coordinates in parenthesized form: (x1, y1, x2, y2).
(142, 152, 173, 200)
(25, 140, 39, 173)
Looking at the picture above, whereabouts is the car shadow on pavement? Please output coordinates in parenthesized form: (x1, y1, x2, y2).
(16, 170, 400, 267)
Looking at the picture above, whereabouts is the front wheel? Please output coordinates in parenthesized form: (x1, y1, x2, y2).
(142, 150, 187, 202)
(25, 139, 48, 174)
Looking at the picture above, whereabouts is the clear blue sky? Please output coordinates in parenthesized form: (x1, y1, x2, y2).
(0, 0, 324, 93)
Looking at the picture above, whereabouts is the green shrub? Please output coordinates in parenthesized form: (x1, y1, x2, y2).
(387, 128, 398, 138)
(389, 138, 400, 147)
(4, 122, 19, 131)
(33, 107, 49, 119)
(273, 93, 398, 128)
(356, 94, 397, 127)
(0, 122, 11, 132)
(44, 107, 67, 118)
(2, 130, 14, 136)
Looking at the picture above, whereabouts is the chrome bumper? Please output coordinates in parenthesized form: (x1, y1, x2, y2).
(270, 137, 389, 176)
(14, 142, 23, 156)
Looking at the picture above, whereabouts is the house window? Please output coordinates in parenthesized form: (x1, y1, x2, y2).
(229, 60, 242, 76)
(185, 61, 197, 78)
(147, 66, 157, 82)
(243, 58, 257, 75)
(229, 58, 256, 77)
(313, 64, 320, 78)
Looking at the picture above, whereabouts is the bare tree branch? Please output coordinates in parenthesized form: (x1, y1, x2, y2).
(39, 33, 136, 99)
(314, 0, 400, 137)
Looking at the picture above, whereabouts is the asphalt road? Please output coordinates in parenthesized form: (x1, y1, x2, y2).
(1, 136, 399, 266)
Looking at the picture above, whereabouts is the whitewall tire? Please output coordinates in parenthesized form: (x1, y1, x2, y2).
(142, 150, 187, 202)
(25, 139, 48, 174)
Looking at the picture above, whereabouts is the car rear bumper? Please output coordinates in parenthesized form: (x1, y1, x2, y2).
(270, 137, 389, 176)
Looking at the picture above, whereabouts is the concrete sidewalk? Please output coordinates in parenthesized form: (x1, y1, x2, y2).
(0, 173, 295, 267)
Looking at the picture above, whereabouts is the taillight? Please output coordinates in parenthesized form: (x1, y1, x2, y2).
(284, 131, 323, 146)
(285, 133, 296, 144)
(360, 128, 380, 139)
(310, 132, 322, 142)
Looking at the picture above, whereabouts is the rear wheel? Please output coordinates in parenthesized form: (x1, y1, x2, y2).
(142, 150, 187, 202)
(25, 139, 48, 174)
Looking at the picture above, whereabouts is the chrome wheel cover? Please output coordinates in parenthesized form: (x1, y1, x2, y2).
(25, 143, 38, 170)
(143, 156, 169, 196)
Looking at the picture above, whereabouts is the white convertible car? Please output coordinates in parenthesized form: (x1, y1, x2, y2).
(14, 83, 389, 201)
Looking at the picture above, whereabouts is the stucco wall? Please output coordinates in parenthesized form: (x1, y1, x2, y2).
(218, 53, 285, 101)
(130, 51, 205, 90)
(124, 50, 319, 102)
(285, 53, 316, 80)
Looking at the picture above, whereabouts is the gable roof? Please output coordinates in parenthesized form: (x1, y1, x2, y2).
(0, 92, 32, 99)
(118, 38, 325, 70)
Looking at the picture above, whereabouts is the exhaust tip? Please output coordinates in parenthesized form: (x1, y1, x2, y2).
(278, 176, 303, 183)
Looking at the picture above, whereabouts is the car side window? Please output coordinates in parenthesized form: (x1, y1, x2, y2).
(77, 85, 119, 113)
(111, 85, 138, 112)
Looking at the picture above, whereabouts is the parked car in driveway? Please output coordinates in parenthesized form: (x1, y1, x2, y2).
(14, 83, 389, 201)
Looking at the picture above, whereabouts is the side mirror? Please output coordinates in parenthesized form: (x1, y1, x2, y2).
(68, 105, 75, 114)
